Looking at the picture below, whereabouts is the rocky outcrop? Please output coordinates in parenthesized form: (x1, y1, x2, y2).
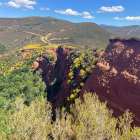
(32, 56, 54, 85)
(48, 47, 82, 107)
(80, 39, 140, 126)
(50, 47, 71, 108)
(22, 50, 33, 58)
(32, 47, 74, 108)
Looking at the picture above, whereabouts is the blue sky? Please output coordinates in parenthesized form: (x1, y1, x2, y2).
(0, 0, 140, 26)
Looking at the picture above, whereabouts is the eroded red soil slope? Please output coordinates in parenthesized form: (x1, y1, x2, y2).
(80, 39, 140, 126)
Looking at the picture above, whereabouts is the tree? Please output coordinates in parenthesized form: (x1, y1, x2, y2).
(85, 45, 88, 49)
(3, 96, 52, 140)
(0, 43, 6, 55)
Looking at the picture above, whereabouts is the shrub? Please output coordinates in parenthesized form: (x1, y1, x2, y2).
(79, 69, 86, 78)
(2, 93, 140, 140)
(49, 54, 55, 61)
(2, 96, 52, 140)
(69, 36, 75, 43)
(0, 43, 6, 54)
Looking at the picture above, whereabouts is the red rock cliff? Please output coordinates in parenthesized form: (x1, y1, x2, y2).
(80, 38, 140, 126)
(33, 47, 77, 108)
(50, 47, 71, 108)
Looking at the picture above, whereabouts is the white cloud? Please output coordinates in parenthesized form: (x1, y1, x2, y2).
(55, 9, 82, 15)
(55, 9, 95, 19)
(40, 7, 50, 11)
(25, 5, 34, 9)
(83, 11, 90, 16)
(6, 1, 20, 8)
(0, 2, 2, 5)
(15, 0, 36, 5)
(113, 17, 124, 20)
(97, 6, 124, 13)
(125, 16, 140, 21)
(83, 12, 94, 19)
(83, 15, 95, 19)
(113, 16, 140, 21)
(6, 0, 36, 9)
(91, 11, 94, 13)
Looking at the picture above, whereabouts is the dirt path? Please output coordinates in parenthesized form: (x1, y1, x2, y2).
(8, 27, 66, 46)
(43, 33, 54, 45)
(8, 27, 43, 37)
(42, 29, 66, 45)
(22, 31, 42, 37)
(8, 27, 50, 44)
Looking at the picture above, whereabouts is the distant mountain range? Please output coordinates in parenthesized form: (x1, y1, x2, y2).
(101, 24, 140, 36)
(100, 24, 115, 27)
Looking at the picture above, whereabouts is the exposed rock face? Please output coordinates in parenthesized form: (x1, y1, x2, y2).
(32, 47, 76, 108)
(32, 56, 54, 85)
(50, 47, 71, 108)
(80, 39, 140, 126)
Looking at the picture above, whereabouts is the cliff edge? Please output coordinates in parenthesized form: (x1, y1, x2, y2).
(80, 38, 140, 126)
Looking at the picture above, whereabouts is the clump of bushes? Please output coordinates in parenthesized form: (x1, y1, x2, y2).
(1, 93, 140, 140)
(109, 36, 140, 41)
(67, 47, 99, 102)
(0, 43, 6, 55)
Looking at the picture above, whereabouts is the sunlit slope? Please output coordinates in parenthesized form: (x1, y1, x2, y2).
(0, 17, 116, 53)
(49, 22, 115, 48)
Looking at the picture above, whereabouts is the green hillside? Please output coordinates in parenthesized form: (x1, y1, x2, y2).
(49, 22, 115, 48)
(0, 16, 116, 54)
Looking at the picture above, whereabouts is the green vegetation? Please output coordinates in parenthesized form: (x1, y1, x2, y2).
(0, 17, 117, 53)
(0, 44, 57, 134)
(66, 46, 100, 102)
(69, 36, 75, 43)
(23, 17, 69, 26)
(49, 22, 114, 48)
(0, 43, 6, 54)
(1, 93, 140, 140)
(0, 66, 46, 106)
(109, 36, 140, 41)
(0, 44, 140, 139)
(0, 66, 47, 133)
(0, 44, 56, 76)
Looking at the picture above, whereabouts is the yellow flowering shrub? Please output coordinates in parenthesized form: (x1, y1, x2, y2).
(23, 44, 41, 50)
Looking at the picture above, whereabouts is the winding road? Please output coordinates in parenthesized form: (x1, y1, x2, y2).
(8, 27, 65, 46)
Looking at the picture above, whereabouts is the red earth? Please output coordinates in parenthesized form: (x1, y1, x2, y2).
(80, 39, 140, 126)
